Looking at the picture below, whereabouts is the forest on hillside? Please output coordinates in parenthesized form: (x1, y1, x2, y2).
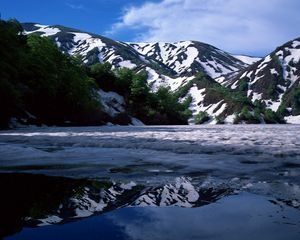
(0, 20, 192, 128)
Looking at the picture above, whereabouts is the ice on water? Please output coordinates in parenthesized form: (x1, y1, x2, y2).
(0, 125, 299, 200)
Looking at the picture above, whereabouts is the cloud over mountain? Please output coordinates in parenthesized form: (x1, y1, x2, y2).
(109, 0, 300, 56)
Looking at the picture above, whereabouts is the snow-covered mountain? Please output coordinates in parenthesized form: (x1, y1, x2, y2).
(22, 24, 159, 70)
(224, 38, 300, 123)
(22, 23, 248, 91)
(24, 177, 231, 227)
(1, 173, 235, 238)
(130, 41, 247, 78)
(21, 23, 300, 124)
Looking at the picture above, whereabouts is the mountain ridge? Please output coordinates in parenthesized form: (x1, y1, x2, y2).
(17, 23, 300, 124)
(22, 23, 250, 76)
(223, 37, 300, 123)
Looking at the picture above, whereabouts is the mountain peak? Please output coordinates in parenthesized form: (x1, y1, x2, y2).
(22, 23, 250, 78)
(21, 22, 300, 124)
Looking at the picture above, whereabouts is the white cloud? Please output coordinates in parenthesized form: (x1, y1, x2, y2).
(66, 2, 86, 10)
(108, 0, 300, 55)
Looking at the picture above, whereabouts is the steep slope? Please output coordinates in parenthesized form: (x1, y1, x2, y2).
(176, 73, 253, 124)
(22, 23, 247, 91)
(21, 23, 300, 124)
(22, 23, 169, 72)
(0, 174, 230, 233)
(225, 38, 300, 123)
(130, 41, 247, 78)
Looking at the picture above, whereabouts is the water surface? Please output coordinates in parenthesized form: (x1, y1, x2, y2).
(0, 125, 299, 239)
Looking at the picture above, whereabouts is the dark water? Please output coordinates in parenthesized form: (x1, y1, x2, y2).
(6, 193, 300, 240)
(0, 125, 299, 239)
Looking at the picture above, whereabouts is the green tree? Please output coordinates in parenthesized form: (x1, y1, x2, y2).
(89, 62, 117, 92)
(239, 78, 248, 92)
(264, 109, 278, 124)
(115, 68, 134, 97)
(130, 72, 150, 103)
(0, 20, 105, 127)
(215, 115, 225, 124)
(24, 34, 103, 124)
(0, 20, 27, 127)
(194, 111, 210, 124)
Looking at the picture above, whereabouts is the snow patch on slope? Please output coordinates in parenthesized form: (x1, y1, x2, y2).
(285, 115, 300, 124)
(69, 32, 106, 57)
(134, 177, 200, 207)
(232, 55, 261, 65)
(24, 24, 61, 37)
(98, 89, 125, 117)
(130, 41, 245, 79)
(118, 60, 137, 69)
(145, 67, 194, 91)
(184, 85, 227, 120)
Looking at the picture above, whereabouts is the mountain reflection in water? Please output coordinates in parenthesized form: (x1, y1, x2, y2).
(0, 125, 299, 239)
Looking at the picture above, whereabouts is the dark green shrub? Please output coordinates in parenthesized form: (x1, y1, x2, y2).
(195, 111, 210, 124)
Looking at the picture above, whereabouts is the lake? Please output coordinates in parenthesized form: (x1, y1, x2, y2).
(0, 125, 299, 239)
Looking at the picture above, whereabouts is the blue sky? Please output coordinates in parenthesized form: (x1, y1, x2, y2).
(1, 0, 300, 56)
(0, 0, 147, 39)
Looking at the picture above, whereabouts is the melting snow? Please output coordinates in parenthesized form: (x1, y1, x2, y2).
(69, 32, 107, 58)
(130, 41, 242, 79)
(175, 46, 198, 73)
(214, 102, 227, 116)
(201, 59, 238, 79)
(25, 24, 61, 37)
(72, 193, 107, 218)
(187, 86, 206, 114)
(246, 71, 253, 78)
(285, 48, 300, 64)
(98, 89, 125, 117)
(285, 115, 300, 124)
(292, 40, 300, 48)
(270, 68, 279, 75)
(224, 114, 235, 124)
(265, 99, 282, 112)
(251, 74, 265, 85)
(257, 55, 272, 69)
(231, 81, 239, 89)
(38, 215, 63, 226)
(252, 92, 263, 102)
(204, 101, 225, 116)
(215, 76, 226, 85)
(186, 86, 227, 117)
(145, 67, 194, 92)
(118, 60, 137, 69)
(232, 55, 261, 65)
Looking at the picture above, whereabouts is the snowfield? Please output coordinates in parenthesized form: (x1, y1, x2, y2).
(232, 55, 261, 65)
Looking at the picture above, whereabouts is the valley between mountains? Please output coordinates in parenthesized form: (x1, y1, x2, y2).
(3, 21, 300, 127)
